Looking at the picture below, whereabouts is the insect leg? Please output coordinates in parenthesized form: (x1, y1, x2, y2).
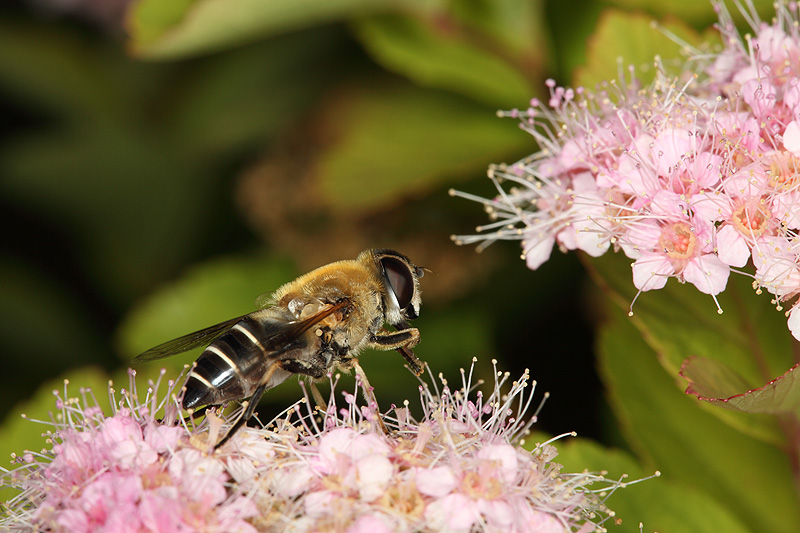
(353, 360, 389, 435)
(368, 328, 420, 350)
(214, 361, 282, 450)
(396, 345, 425, 376)
(183, 404, 211, 425)
(309, 381, 328, 412)
(367, 328, 425, 375)
(214, 382, 268, 450)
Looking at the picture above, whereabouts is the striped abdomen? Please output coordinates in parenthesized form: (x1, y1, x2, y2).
(182, 316, 291, 410)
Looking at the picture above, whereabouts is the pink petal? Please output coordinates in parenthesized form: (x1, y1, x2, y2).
(522, 234, 554, 270)
(514, 504, 565, 533)
(571, 223, 610, 257)
(691, 191, 732, 223)
(170, 449, 227, 504)
(683, 254, 730, 295)
(108, 439, 157, 469)
(144, 424, 183, 453)
(264, 463, 315, 498)
(787, 305, 800, 341)
(625, 219, 662, 250)
(477, 499, 514, 527)
(570, 171, 599, 192)
(653, 128, 693, 176)
(783, 78, 800, 115)
(649, 190, 689, 218)
(716, 225, 751, 267)
(139, 492, 182, 532)
(347, 514, 393, 533)
(753, 25, 796, 63)
(102, 503, 142, 533)
(415, 466, 457, 497)
(722, 163, 768, 198)
(215, 497, 259, 532)
(56, 509, 90, 533)
(687, 151, 723, 189)
(350, 433, 391, 458)
(317, 427, 358, 473)
(304, 490, 335, 518)
(425, 493, 480, 532)
(741, 78, 776, 117)
(632, 253, 673, 291)
(477, 444, 519, 484)
(783, 121, 800, 156)
(356, 454, 393, 502)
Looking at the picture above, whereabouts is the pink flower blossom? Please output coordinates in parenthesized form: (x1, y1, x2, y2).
(1, 370, 258, 533)
(2, 363, 648, 532)
(452, 0, 800, 340)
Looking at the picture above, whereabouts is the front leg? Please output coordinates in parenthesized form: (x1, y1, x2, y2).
(367, 328, 425, 376)
(367, 327, 420, 351)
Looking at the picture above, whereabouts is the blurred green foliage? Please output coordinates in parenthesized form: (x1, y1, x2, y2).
(2, 0, 796, 530)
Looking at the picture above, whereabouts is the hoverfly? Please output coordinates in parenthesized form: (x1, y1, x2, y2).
(136, 249, 425, 448)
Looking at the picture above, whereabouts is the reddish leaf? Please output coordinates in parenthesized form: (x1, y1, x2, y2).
(681, 356, 800, 414)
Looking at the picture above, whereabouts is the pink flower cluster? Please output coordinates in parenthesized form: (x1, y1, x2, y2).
(1, 362, 634, 532)
(452, 1, 800, 339)
(1, 371, 257, 533)
(230, 361, 619, 533)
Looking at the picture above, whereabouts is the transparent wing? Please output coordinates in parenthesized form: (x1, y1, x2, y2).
(254, 292, 274, 309)
(135, 316, 245, 362)
(135, 300, 351, 363)
(254, 300, 350, 352)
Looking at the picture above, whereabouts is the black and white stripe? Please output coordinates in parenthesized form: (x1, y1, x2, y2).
(182, 318, 270, 409)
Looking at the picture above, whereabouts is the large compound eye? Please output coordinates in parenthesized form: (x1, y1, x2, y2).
(380, 256, 415, 310)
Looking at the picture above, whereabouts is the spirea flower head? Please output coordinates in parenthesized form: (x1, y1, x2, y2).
(0, 369, 258, 533)
(1, 362, 644, 532)
(451, 0, 800, 340)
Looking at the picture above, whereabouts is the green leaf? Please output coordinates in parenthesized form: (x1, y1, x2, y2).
(604, 0, 773, 24)
(682, 357, 800, 414)
(447, 0, 546, 57)
(117, 253, 297, 361)
(573, 9, 704, 89)
(316, 84, 530, 212)
(589, 251, 794, 377)
(555, 437, 750, 533)
(680, 355, 755, 398)
(353, 13, 536, 108)
(127, 0, 195, 49)
(165, 29, 346, 155)
(128, 0, 432, 59)
(586, 252, 794, 444)
(598, 313, 800, 532)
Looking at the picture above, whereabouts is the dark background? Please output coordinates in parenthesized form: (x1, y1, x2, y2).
(1, 0, 668, 445)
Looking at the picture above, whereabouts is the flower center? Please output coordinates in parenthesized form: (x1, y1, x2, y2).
(380, 483, 425, 517)
(731, 200, 771, 237)
(461, 471, 503, 500)
(768, 151, 800, 191)
(658, 222, 697, 260)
